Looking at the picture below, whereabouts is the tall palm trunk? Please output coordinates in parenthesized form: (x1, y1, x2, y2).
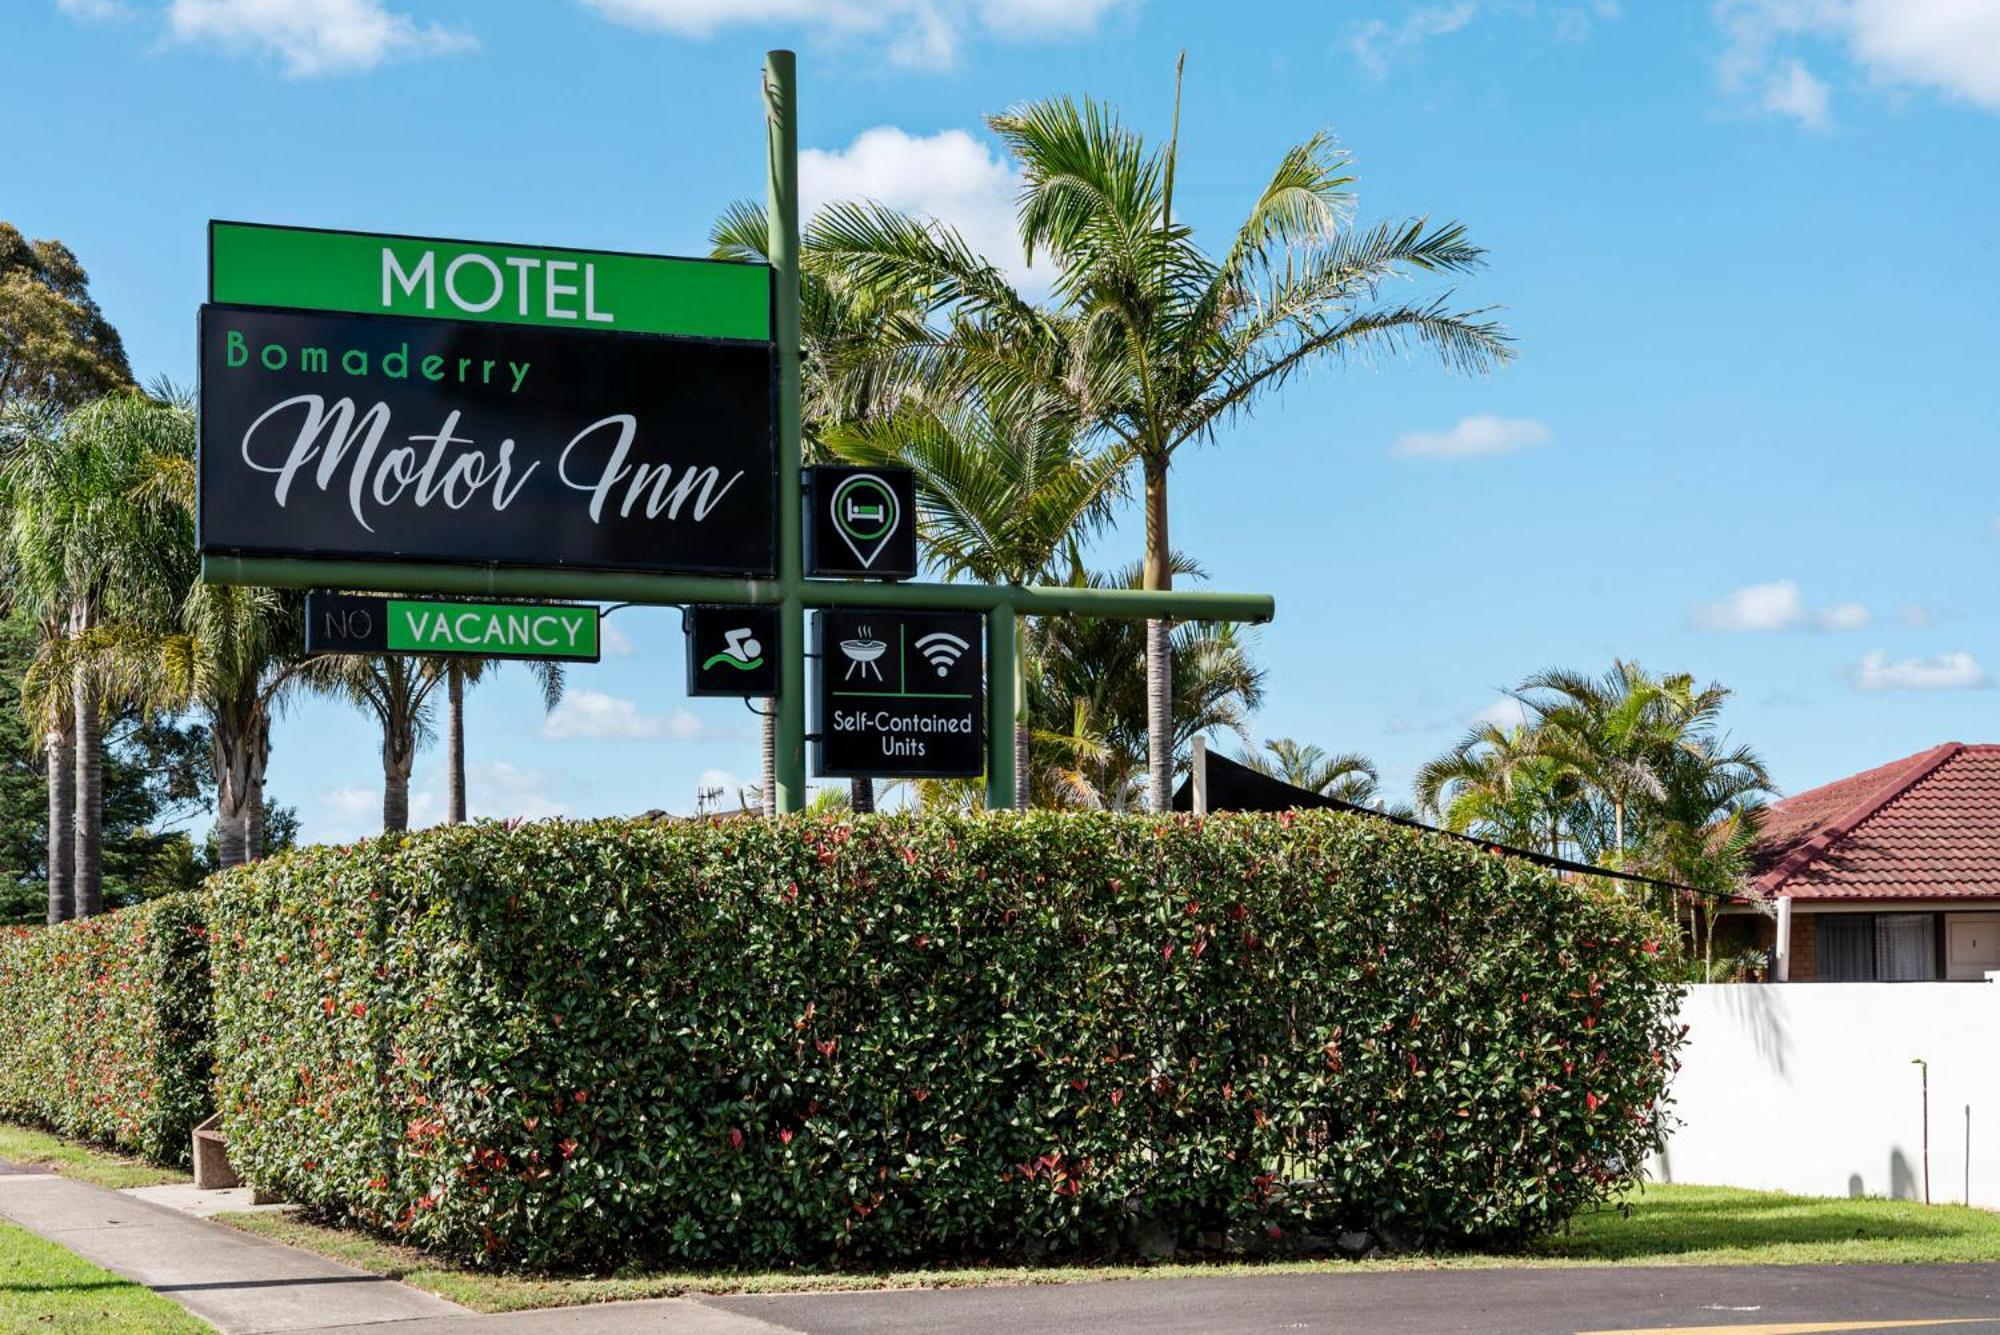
(383, 742, 413, 833)
(44, 720, 74, 924)
(850, 777, 875, 813)
(1015, 721, 1031, 809)
(72, 672, 102, 917)
(760, 706, 777, 817)
(1013, 631, 1030, 808)
(382, 697, 417, 833)
(1142, 455, 1173, 811)
(247, 715, 270, 860)
(446, 666, 467, 824)
(212, 702, 257, 870)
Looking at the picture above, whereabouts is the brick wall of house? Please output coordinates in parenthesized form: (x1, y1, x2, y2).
(1750, 910, 1817, 981)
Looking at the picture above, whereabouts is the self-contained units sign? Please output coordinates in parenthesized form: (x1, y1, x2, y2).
(812, 608, 983, 779)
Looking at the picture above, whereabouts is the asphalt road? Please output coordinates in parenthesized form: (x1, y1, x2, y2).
(705, 1263, 2000, 1335)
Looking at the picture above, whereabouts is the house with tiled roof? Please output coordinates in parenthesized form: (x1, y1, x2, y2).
(1736, 742, 2000, 982)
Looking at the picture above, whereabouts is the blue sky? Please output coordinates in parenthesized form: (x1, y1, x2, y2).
(9, 0, 2000, 839)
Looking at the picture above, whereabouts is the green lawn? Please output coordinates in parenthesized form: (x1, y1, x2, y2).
(0, 1124, 188, 1191)
(0, 1218, 208, 1333)
(213, 1183, 2000, 1315)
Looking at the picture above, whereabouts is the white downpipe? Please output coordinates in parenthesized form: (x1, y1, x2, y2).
(1775, 896, 1793, 982)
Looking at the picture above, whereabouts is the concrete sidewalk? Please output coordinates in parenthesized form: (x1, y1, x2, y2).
(0, 1158, 794, 1333)
(0, 1163, 464, 1332)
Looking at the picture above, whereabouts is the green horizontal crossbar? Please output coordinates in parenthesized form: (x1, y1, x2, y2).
(199, 555, 1276, 623)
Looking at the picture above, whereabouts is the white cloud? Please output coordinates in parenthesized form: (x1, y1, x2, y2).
(1693, 579, 1806, 632)
(1473, 696, 1530, 730)
(1814, 600, 1871, 631)
(1692, 579, 1877, 632)
(165, 0, 474, 77)
(1763, 58, 1833, 126)
(577, 0, 1123, 68)
(802, 126, 1039, 292)
(543, 689, 666, 741)
(600, 620, 636, 656)
(1898, 603, 1940, 628)
(320, 785, 377, 823)
(1391, 414, 1552, 460)
(1718, 0, 2000, 119)
(463, 760, 569, 821)
(57, 0, 129, 19)
(1349, 3, 1478, 77)
(542, 690, 729, 742)
(1853, 649, 1991, 691)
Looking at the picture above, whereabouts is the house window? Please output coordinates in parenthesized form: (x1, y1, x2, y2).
(1813, 913, 1939, 982)
(1876, 913, 1939, 981)
(1816, 915, 1875, 981)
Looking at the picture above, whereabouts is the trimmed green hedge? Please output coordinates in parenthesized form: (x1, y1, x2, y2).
(0, 894, 213, 1166)
(209, 813, 1681, 1269)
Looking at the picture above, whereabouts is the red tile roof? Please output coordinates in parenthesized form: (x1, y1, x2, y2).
(1751, 743, 2000, 901)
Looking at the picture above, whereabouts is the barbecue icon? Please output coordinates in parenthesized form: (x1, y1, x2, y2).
(839, 625, 887, 681)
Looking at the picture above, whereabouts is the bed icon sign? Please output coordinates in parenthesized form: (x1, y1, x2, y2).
(807, 466, 919, 580)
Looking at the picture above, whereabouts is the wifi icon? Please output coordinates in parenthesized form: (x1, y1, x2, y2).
(914, 631, 971, 678)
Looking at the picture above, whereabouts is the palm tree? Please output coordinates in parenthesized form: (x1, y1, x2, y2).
(165, 583, 302, 866)
(1030, 556, 1264, 809)
(1242, 738, 1381, 803)
(139, 417, 305, 869)
(815, 85, 1510, 809)
(1518, 662, 1766, 860)
(441, 657, 563, 823)
(313, 655, 442, 834)
(1415, 722, 1586, 857)
(0, 392, 187, 915)
(824, 400, 1125, 805)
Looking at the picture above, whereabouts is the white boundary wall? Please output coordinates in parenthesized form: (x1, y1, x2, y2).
(1651, 983, 2000, 1207)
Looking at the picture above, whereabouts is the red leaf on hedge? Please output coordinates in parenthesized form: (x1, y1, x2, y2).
(728, 1128, 744, 1150)
(1161, 943, 1175, 962)
(779, 1128, 793, 1145)
(1109, 1088, 1123, 1107)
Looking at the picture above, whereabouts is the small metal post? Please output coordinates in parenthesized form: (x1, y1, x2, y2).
(1190, 735, 1208, 815)
(984, 603, 1017, 810)
(765, 49, 806, 814)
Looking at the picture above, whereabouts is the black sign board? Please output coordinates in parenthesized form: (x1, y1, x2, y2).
(805, 466, 918, 580)
(198, 305, 776, 575)
(686, 604, 780, 697)
(812, 608, 983, 778)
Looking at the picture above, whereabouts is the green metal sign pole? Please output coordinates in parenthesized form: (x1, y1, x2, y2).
(766, 50, 809, 815)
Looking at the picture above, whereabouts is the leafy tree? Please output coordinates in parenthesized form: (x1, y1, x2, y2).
(0, 223, 133, 409)
(815, 84, 1509, 808)
(1241, 737, 1383, 804)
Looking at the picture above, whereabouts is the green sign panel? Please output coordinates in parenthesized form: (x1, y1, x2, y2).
(306, 593, 599, 662)
(210, 221, 771, 343)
